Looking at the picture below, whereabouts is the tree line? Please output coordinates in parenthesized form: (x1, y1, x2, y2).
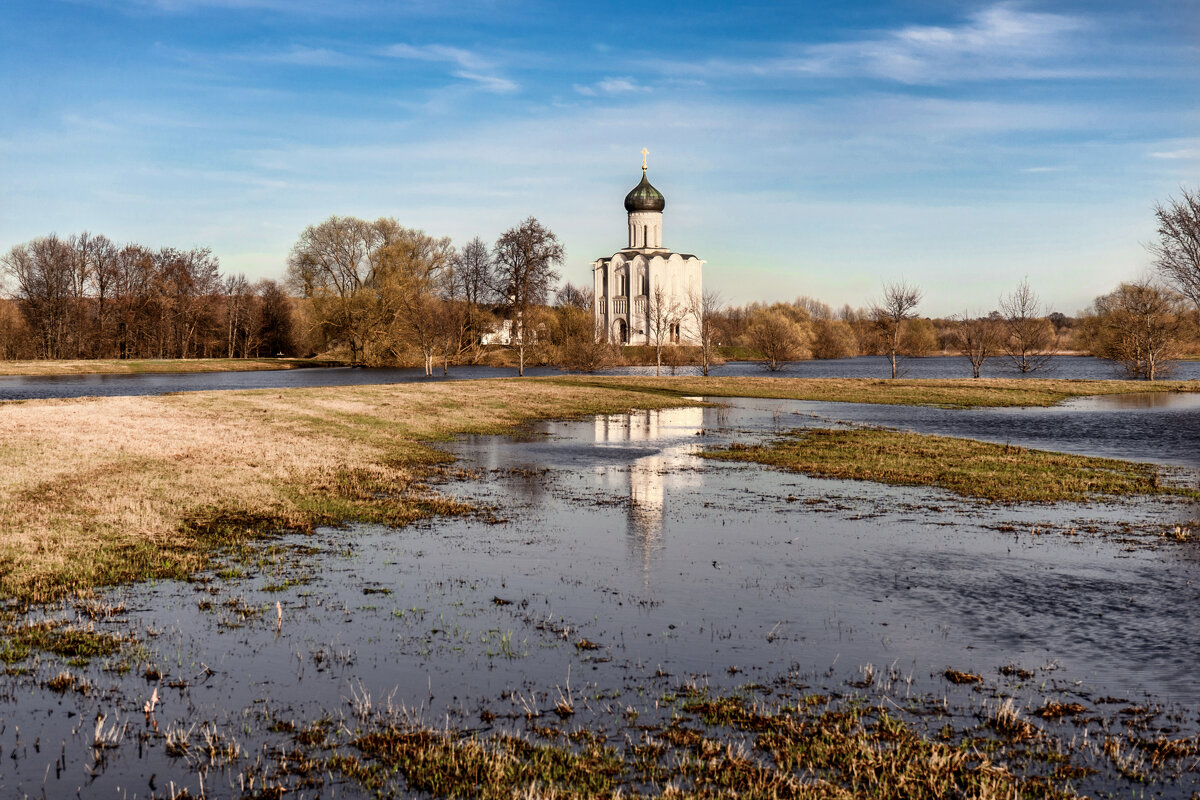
(3, 186, 1198, 379)
(0, 233, 296, 360)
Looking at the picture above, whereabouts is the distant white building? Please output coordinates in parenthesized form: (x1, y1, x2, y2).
(592, 152, 703, 345)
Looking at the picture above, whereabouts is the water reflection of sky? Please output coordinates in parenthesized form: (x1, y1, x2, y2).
(4, 356, 1199, 400)
(450, 399, 1200, 704)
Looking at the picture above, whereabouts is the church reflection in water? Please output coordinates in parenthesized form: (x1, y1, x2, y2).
(593, 406, 705, 582)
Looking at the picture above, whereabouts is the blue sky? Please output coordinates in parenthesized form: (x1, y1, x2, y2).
(1, 0, 1197, 316)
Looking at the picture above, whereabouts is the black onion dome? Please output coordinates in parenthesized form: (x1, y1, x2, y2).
(624, 171, 666, 212)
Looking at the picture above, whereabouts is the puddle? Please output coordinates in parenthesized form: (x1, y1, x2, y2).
(2, 399, 1199, 797)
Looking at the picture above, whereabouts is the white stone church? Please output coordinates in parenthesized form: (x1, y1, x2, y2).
(592, 154, 703, 345)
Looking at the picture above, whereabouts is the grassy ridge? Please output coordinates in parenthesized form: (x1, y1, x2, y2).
(546, 375, 1200, 408)
(705, 427, 1197, 502)
(0, 357, 334, 376)
(0, 381, 692, 603)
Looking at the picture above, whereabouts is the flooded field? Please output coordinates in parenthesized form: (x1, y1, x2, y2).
(2, 398, 1199, 797)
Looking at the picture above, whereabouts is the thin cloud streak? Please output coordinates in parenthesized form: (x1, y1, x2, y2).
(383, 43, 518, 92)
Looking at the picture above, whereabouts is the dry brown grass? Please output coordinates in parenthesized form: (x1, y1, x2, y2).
(704, 428, 1196, 502)
(0, 358, 330, 376)
(0, 381, 689, 602)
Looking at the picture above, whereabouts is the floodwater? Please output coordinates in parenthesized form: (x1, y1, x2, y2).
(3, 355, 1198, 401)
(2, 399, 1199, 797)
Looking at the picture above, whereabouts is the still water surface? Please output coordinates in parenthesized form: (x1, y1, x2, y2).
(3, 355, 1198, 400)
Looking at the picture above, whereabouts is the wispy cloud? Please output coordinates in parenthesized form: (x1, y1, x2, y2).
(1148, 142, 1200, 160)
(383, 43, 517, 93)
(663, 3, 1101, 86)
(573, 76, 652, 96)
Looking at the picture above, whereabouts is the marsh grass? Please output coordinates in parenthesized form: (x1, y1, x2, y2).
(704, 428, 1199, 502)
(547, 375, 1199, 409)
(0, 381, 689, 603)
(1, 619, 123, 663)
(336, 691, 1079, 799)
(0, 358, 332, 376)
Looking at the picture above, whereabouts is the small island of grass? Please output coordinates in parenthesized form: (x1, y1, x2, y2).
(704, 427, 1198, 502)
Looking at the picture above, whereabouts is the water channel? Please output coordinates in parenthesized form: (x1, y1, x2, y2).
(3, 355, 1199, 401)
(2, 394, 1198, 797)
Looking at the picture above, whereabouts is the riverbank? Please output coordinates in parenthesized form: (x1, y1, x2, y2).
(0, 357, 337, 376)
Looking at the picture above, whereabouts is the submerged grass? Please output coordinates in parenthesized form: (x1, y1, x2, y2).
(0, 380, 690, 603)
(0, 357, 334, 376)
(546, 375, 1200, 409)
(704, 427, 1198, 502)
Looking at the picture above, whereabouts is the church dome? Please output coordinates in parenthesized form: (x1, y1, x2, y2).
(624, 171, 666, 213)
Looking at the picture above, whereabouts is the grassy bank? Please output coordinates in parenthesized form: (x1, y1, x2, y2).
(0, 381, 692, 603)
(705, 427, 1199, 502)
(0, 357, 336, 376)
(549, 375, 1200, 408)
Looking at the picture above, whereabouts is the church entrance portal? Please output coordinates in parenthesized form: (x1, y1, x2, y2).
(614, 319, 628, 344)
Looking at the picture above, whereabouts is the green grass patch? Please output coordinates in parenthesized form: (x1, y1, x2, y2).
(704, 427, 1198, 502)
(345, 729, 622, 799)
(1, 620, 123, 663)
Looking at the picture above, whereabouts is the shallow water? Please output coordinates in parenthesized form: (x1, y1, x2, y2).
(3, 355, 1198, 401)
(2, 399, 1199, 797)
(794, 392, 1200, 468)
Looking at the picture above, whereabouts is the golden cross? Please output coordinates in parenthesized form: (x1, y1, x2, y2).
(641, 147, 648, 170)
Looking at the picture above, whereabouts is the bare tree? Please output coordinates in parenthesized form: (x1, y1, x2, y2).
(1, 236, 74, 358)
(1152, 187, 1200, 312)
(810, 319, 858, 359)
(645, 284, 681, 376)
(453, 236, 496, 307)
(88, 234, 119, 357)
(257, 279, 296, 357)
(952, 312, 1001, 378)
(1088, 280, 1187, 380)
(687, 288, 723, 376)
(492, 217, 564, 377)
(223, 274, 252, 358)
(999, 279, 1056, 373)
(377, 229, 455, 376)
(555, 282, 592, 311)
(871, 280, 923, 378)
(746, 308, 808, 371)
(286, 216, 402, 364)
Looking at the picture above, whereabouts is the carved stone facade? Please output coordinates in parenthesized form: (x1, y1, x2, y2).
(592, 161, 703, 345)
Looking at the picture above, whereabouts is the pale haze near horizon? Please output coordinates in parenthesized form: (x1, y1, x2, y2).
(1, 0, 1197, 318)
